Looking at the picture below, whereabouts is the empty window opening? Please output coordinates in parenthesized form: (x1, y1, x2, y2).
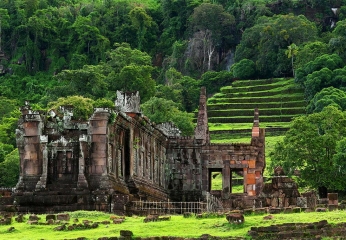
(231, 170, 244, 193)
(211, 171, 222, 190)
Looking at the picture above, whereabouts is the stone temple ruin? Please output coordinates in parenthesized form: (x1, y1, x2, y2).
(11, 87, 266, 213)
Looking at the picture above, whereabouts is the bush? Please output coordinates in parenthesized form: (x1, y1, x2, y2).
(232, 59, 256, 79)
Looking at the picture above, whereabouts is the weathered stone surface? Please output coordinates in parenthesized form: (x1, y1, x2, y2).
(120, 230, 133, 237)
(0, 217, 12, 225)
(297, 197, 307, 208)
(29, 214, 39, 221)
(15, 214, 24, 222)
(57, 213, 70, 221)
(27, 220, 38, 225)
(144, 215, 159, 223)
(12, 89, 266, 214)
(46, 219, 54, 225)
(46, 214, 56, 221)
(226, 213, 244, 224)
(54, 224, 66, 231)
(113, 219, 124, 224)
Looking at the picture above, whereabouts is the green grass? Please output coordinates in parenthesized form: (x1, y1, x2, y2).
(2, 211, 346, 239)
(209, 122, 291, 131)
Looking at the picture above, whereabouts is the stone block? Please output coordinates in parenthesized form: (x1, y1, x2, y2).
(297, 197, 307, 208)
(328, 193, 338, 205)
(57, 213, 70, 221)
(226, 213, 244, 224)
(46, 214, 56, 221)
(316, 207, 326, 212)
(120, 230, 133, 237)
(247, 173, 256, 184)
(328, 204, 338, 211)
(29, 214, 39, 221)
(248, 160, 256, 168)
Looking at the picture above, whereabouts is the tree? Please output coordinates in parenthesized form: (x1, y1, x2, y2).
(270, 106, 346, 197)
(235, 14, 317, 78)
(295, 54, 344, 100)
(329, 20, 346, 60)
(129, 7, 155, 51)
(188, 3, 235, 73)
(0, 149, 19, 187)
(141, 97, 194, 136)
(47, 96, 95, 121)
(0, 108, 21, 146)
(0, 8, 10, 52)
(200, 70, 233, 95)
(232, 59, 256, 79)
(53, 65, 108, 99)
(304, 67, 334, 101)
(105, 43, 156, 102)
(285, 43, 299, 77)
(295, 41, 329, 69)
(307, 87, 346, 113)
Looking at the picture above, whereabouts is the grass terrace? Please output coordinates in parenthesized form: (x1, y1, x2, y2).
(207, 78, 306, 176)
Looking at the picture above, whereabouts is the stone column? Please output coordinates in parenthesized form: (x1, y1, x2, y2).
(222, 160, 231, 199)
(77, 135, 89, 189)
(129, 127, 134, 177)
(35, 135, 48, 190)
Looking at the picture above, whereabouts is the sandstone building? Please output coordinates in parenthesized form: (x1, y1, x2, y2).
(13, 88, 265, 213)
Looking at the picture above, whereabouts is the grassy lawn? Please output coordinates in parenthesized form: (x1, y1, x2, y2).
(1, 210, 346, 239)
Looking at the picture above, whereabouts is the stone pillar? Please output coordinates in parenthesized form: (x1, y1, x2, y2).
(222, 160, 230, 199)
(77, 135, 89, 189)
(35, 135, 48, 190)
(17, 106, 43, 191)
(328, 193, 338, 205)
(129, 127, 134, 177)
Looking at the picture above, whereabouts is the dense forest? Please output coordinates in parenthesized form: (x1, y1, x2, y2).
(2, 0, 346, 189)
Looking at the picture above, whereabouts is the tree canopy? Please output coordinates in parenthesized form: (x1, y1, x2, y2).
(270, 106, 346, 197)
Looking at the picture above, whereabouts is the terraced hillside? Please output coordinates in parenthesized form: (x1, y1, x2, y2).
(207, 78, 306, 143)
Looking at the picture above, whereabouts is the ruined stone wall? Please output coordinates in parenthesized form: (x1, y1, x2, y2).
(14, 100, 170, 212)
(166, 137, 204, 201)
(13, 89, 266, 213)
(107, 112, 169, 201)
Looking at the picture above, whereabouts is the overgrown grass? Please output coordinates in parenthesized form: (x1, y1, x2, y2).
(209, 122, 291, 131)
(1, 211, 346, 239)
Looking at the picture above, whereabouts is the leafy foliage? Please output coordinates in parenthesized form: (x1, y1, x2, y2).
(270, 106, 346, 196)
(0, 149, 19, 187)
(232, 59, 256, 79)
(47, 96, 95, 121)
(141, 97, 194, 136)
(307, 87, 346, 113)
(235, 14, 318, 77)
